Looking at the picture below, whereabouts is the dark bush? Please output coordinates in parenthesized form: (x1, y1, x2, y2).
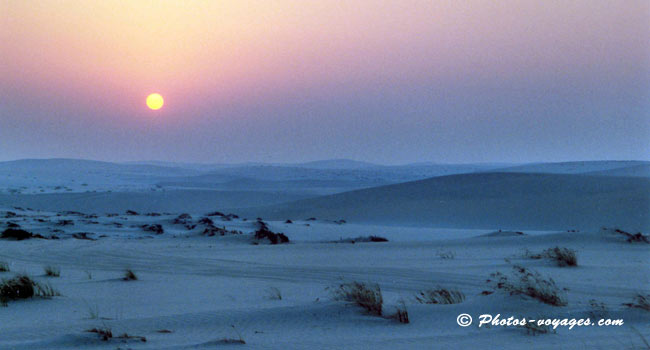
(198, 217, 214, 225)
(141, 224, 164, 235)
(608, 228, 650, 244)
(5, 222, 20, 229)
(254, 222, 289, 244)
(1, 229, 33, 240)
(333, 236, 388, 244)
(203, 225, 226, 236)
(72, 232, 96, 240)
(0, 275, 35, 302)
(123, 269, 137, 281)
(172, 214, 194, 229)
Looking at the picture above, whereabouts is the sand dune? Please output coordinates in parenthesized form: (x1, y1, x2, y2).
(0, 189, 313, 213)
(238, 172, 650, 231)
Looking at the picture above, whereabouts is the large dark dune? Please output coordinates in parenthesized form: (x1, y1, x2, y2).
(235, 172, 650, 231)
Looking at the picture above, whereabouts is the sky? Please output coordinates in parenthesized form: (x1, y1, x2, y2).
(1, 0, 648, 164)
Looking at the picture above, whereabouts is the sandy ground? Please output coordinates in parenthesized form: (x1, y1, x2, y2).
(0, 209, 648, 349)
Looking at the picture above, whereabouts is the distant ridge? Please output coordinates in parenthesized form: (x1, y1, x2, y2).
(490, 160, 650, 176)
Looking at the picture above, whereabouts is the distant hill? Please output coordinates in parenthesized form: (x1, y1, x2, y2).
(288, 159, 379, 169)
(0, 158, 196, 175)
(236, 172, 650, 231)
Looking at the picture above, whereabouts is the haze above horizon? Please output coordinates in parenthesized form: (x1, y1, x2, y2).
(1, 1, 648, 163)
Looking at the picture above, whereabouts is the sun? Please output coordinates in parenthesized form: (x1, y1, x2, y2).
(146, 93, 164, 110)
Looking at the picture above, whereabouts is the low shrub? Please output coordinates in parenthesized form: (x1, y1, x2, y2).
(123, 269, 138, 281)
(56, 219, 74, 226)
(623, 294, 650, 312)
(198, 217, 214, 225)
(87, 327, 112, 341)
(0, 275, 60, 305)
(141, 224, 164, 235)
(1, 228, 33, 240)
(604, 228, 649, 244)
(266, 287, 282, 300)
(254, 220, 289, 244)
(44, 265, 60, 277)
(0, 275, 34, 303)
(333, 236, 388, 244)
(436, 250, 456, 260)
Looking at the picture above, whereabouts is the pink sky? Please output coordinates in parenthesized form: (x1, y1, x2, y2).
(1, 1, 648, 163)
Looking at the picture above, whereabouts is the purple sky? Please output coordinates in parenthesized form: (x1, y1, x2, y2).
(1, 0, 648, 164)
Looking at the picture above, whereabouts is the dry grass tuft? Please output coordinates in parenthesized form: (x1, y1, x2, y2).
(87, 327, 113, 341)
(0, 275, 59, 306)
(415, 288, 465, 304)
(623, 294, 650, 312)
(488, 265, 567, 306)
(44, 265, 60, 277)
(122, 269, 137, 281)
(521, 320, 554, 335)
(436, 249, 456, 260)
(265, 287, 282, 300)
(528, 247, 577, 267)
(333, 281, 383, 316)
(391, 299, 410, 324)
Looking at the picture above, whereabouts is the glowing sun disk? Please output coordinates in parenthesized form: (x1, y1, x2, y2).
(146, 93, 164, 110)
